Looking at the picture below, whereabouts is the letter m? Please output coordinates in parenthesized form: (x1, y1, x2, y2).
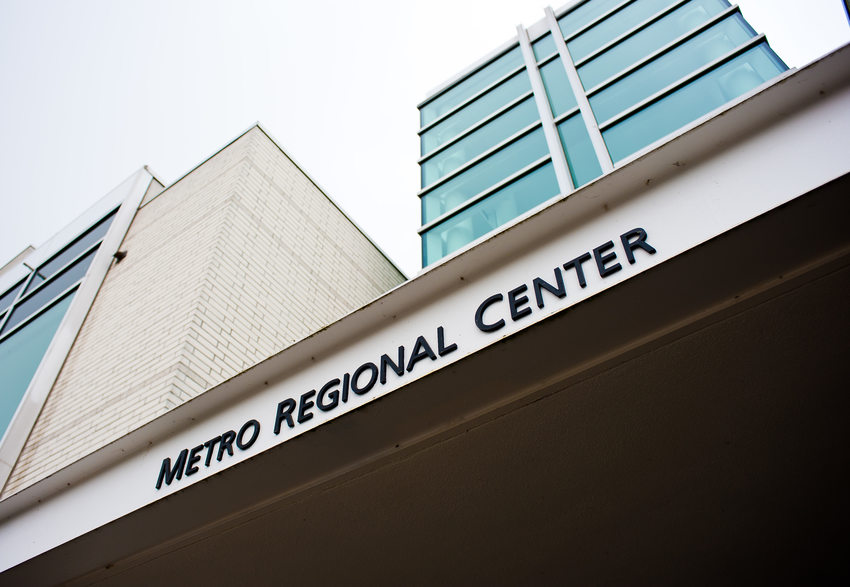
(156, 448, 188, 490)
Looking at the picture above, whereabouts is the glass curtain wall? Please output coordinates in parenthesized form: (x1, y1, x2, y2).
(0, 209, 117, 439)
(417, 0, 786, 266)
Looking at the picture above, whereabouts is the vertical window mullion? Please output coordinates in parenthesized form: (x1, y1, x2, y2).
(516, 26, 574, 195)
(545, 6, 615, 174)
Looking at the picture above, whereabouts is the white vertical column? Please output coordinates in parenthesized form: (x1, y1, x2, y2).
(516, 25, 574, 195)
(545, 6, 615, 174)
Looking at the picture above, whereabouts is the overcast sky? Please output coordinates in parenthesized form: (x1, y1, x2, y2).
(1, 0, 848, 277)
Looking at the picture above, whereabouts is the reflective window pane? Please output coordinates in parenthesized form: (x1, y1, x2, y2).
(532, 34, 557, 61)
(421, 71, 532, 156)
(4, 247, 96, 334)
(422, 127, 550, 223)
(590, 13, 756, 123)
(423, 163, 560, 265)
(558, 114, 603, 187)
(0, 292, 74, 437)
(420, 46, 524, 126)
(569, 0, 679, 62)
(421, 96, 539, 187)
(578, 0, 731, 89)
(25, 209, 116, 294)
(603, 43, 786, 162)
(0, 279, 25, 314)
(559, 0, 626, 39)
(539, 59, 578, 116)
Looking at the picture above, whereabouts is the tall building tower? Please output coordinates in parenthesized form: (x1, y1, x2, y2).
(418, 0, 787, 265)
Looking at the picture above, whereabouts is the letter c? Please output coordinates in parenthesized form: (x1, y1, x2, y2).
(475, 293, 506, 333)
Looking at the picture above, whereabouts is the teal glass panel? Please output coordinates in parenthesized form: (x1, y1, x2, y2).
(590, 14, 756, 123)
(24, 209, 115, 294)
(569, 0, 679, 62)
(0, 279, 25, 314)
(421, 96, 539, 187)
(422, 163, 560, 265)
(539, 59, 578, 116)
(559, 0, 626, 39)
(532, 34, 557, 61)
(0, 292, 74, 438)
(557, 114, 603, 187)
(420, 46, 524, 126)
(578, 0, 730, 89)
(4, 247, 96, 334)
(422, 127, 549, 223)
(421, 71, 531, 156)
(603, 42, 786, 162)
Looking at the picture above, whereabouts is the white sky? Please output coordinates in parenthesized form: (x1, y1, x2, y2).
(0, 0, 847, 277)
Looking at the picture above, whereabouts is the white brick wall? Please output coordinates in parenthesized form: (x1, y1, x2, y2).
(2, 127, 404, 497)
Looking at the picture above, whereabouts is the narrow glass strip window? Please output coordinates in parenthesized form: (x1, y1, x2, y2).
(420, 46, 524, 126)
(578, 0, 731, 89)
(422, 127, 549, 224)
(603, 42, 786, 162)
(539, 59, 578, 116)
(558, 0, 627, 39)
(24, 209, 116, 294)
(3, 247, 97, 334)
(557, 114, 604, 187)
(421, 96, 539, 188)
(421, 71, 532, 156)
(568, 0, 680, 62)
(0, 279, 25, 314)
(590, 13, 757, 122)
(0, 291, 75, 437)
(422, 162, 559, 265)
(532, 34, 557, 61)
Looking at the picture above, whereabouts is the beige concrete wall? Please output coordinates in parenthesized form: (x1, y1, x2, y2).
(2, 127, 404, 497)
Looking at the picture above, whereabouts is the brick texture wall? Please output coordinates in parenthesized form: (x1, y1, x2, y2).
(2, 126, 404, 497)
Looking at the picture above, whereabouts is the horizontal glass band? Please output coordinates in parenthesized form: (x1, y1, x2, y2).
(421, 70, 532, 157)
(421, 96, 540, 188)
(0, 290, 75, 438)
(603, 40, 786, 162)
(589, 12, 756, 122)
(532, 34, 557, 62)
(422, 162, 560, 266)
(23, 208, 116, 295)
(0, 279, 25, 314)
(578, 0, 732, 91)
(557, 113, 604, 187)
(539, 58, 579, 116)
(421, 127, 550, 224)
(420, 45, 524, 127)
(558, 0, 633, 41)
(568, 0, 681, 63)
(575, 0, 691, 69)
(1, 246, 97, 337)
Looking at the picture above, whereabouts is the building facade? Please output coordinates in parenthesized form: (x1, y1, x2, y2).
(0, 2, 848, 584)
(419, 0, 786, 265)
(0, 126, 404, 500)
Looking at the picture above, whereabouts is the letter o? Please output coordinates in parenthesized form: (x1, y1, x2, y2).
(236, 419, 261, 450)
(352, 362, 379, 395)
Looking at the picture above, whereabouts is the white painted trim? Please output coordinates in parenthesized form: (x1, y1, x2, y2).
(517, 24, 574, 194)
(0, 169, 155, 494)
(545, 6, 615, 174)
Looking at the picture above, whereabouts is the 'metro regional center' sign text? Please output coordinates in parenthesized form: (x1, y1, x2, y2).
(156, 227, 656, 490)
